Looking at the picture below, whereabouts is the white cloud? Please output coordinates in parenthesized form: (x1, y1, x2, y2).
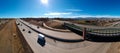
(67, 9, 83, 12)
(69, 15, 120, 18)
(44, 12, 72, 16)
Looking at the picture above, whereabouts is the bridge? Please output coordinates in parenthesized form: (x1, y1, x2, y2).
(15, 19, 120, 53)
(64, 22, 120, 42)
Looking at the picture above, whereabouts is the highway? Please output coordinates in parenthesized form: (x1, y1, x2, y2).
(16, 19, 113, 53)
(19, 19, 83, 40)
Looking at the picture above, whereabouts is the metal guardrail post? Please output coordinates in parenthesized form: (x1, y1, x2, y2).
(83, 28, 86, 40)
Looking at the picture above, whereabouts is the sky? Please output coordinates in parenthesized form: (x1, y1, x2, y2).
(0, 0, 120, 18)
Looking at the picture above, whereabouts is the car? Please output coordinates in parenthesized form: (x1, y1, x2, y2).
(37, 26, 40, 28)
(22, 29, 25, 31)
(17, 23, 20, 25)
(28, 31, 31, 33)
(37, 34, 46, 46)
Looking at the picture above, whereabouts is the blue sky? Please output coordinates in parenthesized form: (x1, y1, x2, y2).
(0, 0, 120, 18)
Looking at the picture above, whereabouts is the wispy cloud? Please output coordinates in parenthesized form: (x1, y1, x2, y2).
(44, 12, 72, 16)
(67, 9, 83, 12)
(69, 15, 120, 18)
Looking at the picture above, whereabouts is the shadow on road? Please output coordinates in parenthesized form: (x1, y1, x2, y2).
(85, 34, 120, 42)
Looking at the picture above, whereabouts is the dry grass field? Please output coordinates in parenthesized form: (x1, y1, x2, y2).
(45, 20, 66, 29)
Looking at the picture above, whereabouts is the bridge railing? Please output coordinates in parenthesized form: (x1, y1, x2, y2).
(64, 22, 120, 42)
(64, 22, 120, 36)
(86, 28, 120, 36)
(64, 23, 83, 31)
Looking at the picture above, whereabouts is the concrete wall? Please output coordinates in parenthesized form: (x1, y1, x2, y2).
(16, 22, 33, 53)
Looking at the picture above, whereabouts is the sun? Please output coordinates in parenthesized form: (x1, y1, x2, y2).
(41, 0, 48, 5)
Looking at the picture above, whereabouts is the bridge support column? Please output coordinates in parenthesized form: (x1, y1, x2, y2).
(83, 28, 86, 40)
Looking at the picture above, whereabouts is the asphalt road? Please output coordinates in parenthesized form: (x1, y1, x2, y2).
(20, 19, 83, 40)
(16, 19, 113, 53)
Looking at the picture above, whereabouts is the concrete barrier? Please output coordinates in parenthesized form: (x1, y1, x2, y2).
(15, 22, 33, 53)
(86, 33, 120, 42)
(64, 23, 83, 36)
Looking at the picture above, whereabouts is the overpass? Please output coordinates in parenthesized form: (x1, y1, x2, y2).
(64, 22, 120, 42)
(18, 19, 84, 42)
(16, 19, 114, 53)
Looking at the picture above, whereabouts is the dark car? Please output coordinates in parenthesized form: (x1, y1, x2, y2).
(37, 34, 46, 46)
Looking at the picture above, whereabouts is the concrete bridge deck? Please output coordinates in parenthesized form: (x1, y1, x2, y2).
(16, 19, 114, 53)
(19, 19, 83, 40)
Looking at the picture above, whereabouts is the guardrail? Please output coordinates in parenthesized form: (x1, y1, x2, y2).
(64, 23, 120, 42)
(64, 23, 83, 36)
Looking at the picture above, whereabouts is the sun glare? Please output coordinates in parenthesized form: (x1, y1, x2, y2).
(41, 0, 48, 5)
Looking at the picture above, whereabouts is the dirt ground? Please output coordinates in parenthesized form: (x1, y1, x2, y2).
(107, 42, 120, 53)
(45, 20, 65, 29)
(0, 20, 25, 53)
